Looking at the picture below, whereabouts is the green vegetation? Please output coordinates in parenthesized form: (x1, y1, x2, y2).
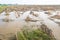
(17, 26, 54, 40)
(0, 5, 8, 13)
(0, 4, 7, 6)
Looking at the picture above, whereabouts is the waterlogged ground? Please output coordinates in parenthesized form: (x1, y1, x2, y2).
(0, 11, 60, 40)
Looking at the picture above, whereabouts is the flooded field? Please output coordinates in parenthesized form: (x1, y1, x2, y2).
(0, 5, 60, 40)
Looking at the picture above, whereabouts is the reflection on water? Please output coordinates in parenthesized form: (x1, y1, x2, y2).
(0, 19, 14, 22)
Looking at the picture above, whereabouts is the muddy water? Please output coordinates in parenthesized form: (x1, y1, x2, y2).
(39, 11, 60, 40)
(0, 11, 42, 40)
(0, 11, 60, 40)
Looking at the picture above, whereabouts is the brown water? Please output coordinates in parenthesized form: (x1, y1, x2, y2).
(0, 11, 60, 40)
